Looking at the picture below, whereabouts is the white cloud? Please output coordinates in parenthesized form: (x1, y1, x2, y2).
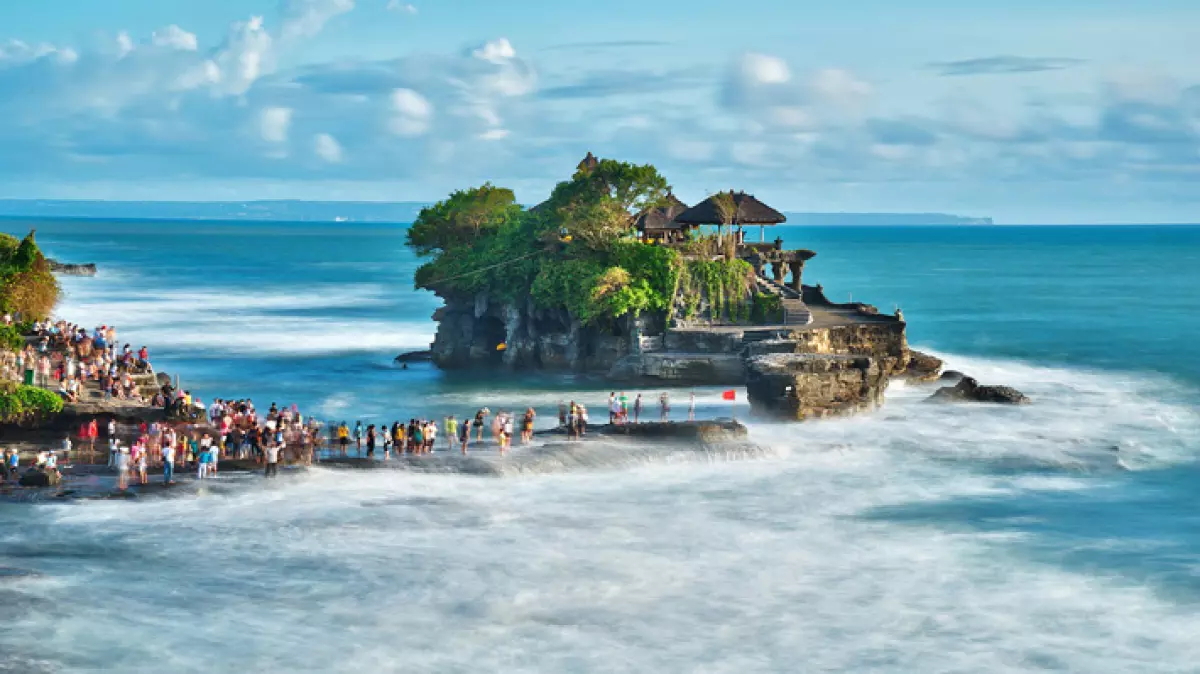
(472, 38, 517, 65)
(260, 107, 293, 143)
(314, 133, 344, 162)
(811, 68, 871, 108)
(740, 53, 791, 85)
(281, 0, 356, 40)
(386, 0, 418, 14)
(389, 88, 433, 136)
(479, 128, 509, 141)
(152, 25, 199, 51)
(116, 32, 135, 58)
(209, 16, 274, 96)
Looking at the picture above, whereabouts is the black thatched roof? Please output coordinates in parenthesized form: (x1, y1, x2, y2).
(634, 193, 690, 232)
(673, 191, 786, 226)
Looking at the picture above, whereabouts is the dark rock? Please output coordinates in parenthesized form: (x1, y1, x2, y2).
(745, 353, 889, 420)
(18, 469, 60, 487)
(156, 372, 173, 388)
(597, 420, 749, 443)
(940, 370, 965, 382)
(928, 377, 1030, 405)
(903, 349, 944, 382)
(47, 259, 97, 276)
(394, 350, 433, 363)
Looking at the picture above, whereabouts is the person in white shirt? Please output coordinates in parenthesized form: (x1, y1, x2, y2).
(161, 442, 176, 485)
(264, 442, 281, 478)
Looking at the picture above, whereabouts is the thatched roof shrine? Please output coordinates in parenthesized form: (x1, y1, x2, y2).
(673, 191, 787, 226)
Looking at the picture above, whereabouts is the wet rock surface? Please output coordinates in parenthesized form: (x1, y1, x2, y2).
(903, 349, 944, 382)
(744, 353, 889, 420)
(928, 376, 1031, 405)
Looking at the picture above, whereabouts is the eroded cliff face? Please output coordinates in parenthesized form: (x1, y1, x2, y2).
(430, 293, 648, 372)
(744, 354, 889, 420)
(743, 322, 910, 376)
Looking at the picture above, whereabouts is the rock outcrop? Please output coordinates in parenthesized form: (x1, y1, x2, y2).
(744, 354, 889, 420)
(47, 260, 97, 276)
(902, 350, 944, 382)
(18, 469, 61, 487)
(928, 377, 1030, 405)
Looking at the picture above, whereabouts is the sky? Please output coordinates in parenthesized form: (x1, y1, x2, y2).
(1, 0, 1199, 223)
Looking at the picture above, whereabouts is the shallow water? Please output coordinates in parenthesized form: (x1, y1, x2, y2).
(1, 219, 1199, 672)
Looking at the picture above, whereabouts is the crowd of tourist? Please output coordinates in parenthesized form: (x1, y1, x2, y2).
(0, 318, 710, 493)
(0, 318, 152, 403)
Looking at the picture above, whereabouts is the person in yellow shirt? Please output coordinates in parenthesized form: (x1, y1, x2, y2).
(336, 422, 350, 457)
(444, 416, 458, 451)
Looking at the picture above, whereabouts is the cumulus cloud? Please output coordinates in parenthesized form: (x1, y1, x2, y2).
(472, 38, 517, 65)
(1, 4, 1198, 222)
(314, 133, 344, 162)
(209, 16, 274, 96)
(930, 56, 1083, 76)
(260, 107, 294, 143)
(152, 25, 199, 51)
(389, 88, 433, 136)
(721, 53, 871, 132)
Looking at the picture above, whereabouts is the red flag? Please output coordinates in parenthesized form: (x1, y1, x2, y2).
(721, 389, 736, 401)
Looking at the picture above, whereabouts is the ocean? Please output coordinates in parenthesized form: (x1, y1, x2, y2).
(2, 219, 1199, 672)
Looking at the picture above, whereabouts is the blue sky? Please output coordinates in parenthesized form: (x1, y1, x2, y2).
(1, 0, 1198, 223)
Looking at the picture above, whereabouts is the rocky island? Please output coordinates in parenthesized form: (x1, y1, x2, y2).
(406, 154, 1001, 420)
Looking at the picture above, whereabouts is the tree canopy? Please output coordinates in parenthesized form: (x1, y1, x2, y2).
(0, 231, 59, 320)
(407, 156, 753, 325)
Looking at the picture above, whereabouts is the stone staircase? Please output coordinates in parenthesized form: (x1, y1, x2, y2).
(756, 275, 812, 326)
(781, 298, 813, 326)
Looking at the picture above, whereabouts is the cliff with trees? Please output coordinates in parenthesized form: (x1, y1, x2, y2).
(408, 156, 768, 372)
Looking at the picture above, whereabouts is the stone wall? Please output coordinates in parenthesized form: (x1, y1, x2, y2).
(744, 322, 910, 375)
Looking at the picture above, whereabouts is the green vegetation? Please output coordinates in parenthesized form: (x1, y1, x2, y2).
(751, 293, 783, 324)
(408, 157, 758, 326)
(0, 231, 60, 321)
(0, 381, 64, 426)
(0, 324, 24, 352)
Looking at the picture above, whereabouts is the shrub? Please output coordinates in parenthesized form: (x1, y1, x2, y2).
(0, 382, 64, 426)
(751, 293, 783, 324)
(0, 324, 23, 351)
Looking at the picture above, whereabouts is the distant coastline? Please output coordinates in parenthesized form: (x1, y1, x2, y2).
(0, 199, 991, 226)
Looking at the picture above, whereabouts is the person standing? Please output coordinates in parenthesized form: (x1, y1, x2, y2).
(365, 424, 376, 459)
(659, 392, 670, 422)
(116, 447, 131, 491)
(353, 421, 364, 455)
(197, 443, 210, 480)
(61, 434, 72, 464)
(521, 408, 535, 444)
(264, 441, 281, 478)
(162, 440, 176, 485)
(337, 422, 349, 456)
(136, 443, 148, 485)
(459, 417, 471, 455)
(633, 394, 643, 424)
(444, 416, 458, 451)
(688, 392, 696, 422)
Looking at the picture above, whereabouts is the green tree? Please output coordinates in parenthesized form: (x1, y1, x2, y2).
(406, 184, 522, 256)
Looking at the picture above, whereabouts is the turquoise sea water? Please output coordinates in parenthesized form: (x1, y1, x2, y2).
(2, 219, 1200, 672)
